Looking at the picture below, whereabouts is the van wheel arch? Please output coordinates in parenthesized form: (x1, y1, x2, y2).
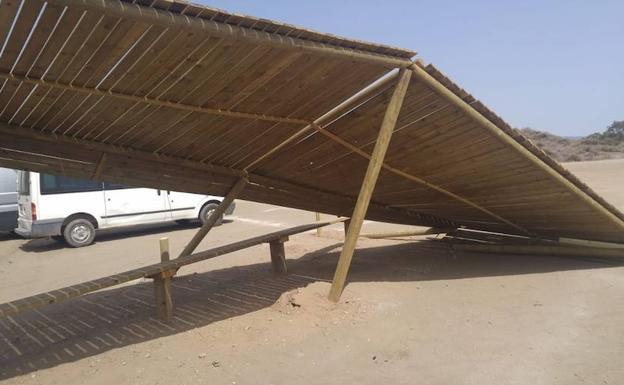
(61, 213, 99, 232)
(61, 214, 98, 247)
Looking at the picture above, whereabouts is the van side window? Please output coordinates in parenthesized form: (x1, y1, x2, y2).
(40, 174, 103, 195)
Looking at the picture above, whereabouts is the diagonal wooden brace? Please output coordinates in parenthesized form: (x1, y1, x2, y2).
(178, 176, 248, 258)
(328, 68, 412, 302)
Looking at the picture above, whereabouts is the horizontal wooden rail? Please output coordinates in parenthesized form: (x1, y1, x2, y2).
(0, 219, 344, 319)
(0, 72, 309, 125)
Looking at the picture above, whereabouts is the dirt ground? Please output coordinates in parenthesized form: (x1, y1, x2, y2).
(0, 159, 623, 384)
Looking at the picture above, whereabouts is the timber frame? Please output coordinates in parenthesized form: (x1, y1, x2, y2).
(0, 0, 623, 313)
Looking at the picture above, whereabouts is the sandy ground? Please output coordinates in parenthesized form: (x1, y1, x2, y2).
(0, 159, 622, 384)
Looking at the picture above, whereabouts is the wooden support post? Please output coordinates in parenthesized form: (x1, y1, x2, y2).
(343, 219, 351, 239)
(315, 212, 322, 237)
(178, 176, 248, 258)
(153, 237, 173, 320)
(328, 69, 412, 302)
(269, 236, 289, 275)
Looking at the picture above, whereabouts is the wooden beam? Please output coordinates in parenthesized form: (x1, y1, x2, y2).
(328, 68, 412, 302)
(361, 227, 454, 239)
(0, 72, 309, 125)
(269, 236, 289, 275)
(46, 0, 413, 68)
(178, 177, 248, 258)
(452, 243, 624, 259)
(408, 63, 624, 234)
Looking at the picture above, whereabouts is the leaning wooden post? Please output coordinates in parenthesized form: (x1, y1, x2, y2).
(153, 237, 173, 320)
(328, 68, 412, 302)
(269, 235, 289, 275)
(178, 176, 248, 258)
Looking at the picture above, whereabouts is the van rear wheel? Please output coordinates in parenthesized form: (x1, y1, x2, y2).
(199, 203, 223, 226)
(63, 218, 95, 247)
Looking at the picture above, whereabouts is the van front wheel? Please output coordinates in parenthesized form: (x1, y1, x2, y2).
(63, 218, 96, 247)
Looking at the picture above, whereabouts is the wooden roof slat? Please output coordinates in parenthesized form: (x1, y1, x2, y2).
(0, 0, 45, 73)
(46, 0, 415, 67)
(0, 72, 311, 125)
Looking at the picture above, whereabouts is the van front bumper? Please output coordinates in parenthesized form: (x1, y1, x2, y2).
(14, 218, 63, 238)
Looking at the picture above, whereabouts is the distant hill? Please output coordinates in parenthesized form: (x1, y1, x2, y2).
(519, 121, 624, 162)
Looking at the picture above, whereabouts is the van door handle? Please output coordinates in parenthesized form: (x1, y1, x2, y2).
(157, 189, 161, 196)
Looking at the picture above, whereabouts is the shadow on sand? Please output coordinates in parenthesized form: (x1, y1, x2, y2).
(0, 239, 619, 379)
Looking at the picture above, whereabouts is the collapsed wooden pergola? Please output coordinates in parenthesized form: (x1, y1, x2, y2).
(1, 0, 624, 316)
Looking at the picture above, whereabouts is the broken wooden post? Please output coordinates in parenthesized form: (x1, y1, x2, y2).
(153, 237, 173, 320)
(328, 68, 412, 302)
(178, 176, 248, 258)
(269, 236, 289, 275)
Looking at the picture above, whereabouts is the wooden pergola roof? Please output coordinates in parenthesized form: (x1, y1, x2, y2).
(1, 0, 623, 243)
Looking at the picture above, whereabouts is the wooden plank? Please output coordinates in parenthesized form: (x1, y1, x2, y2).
(328, 68, 412, 302)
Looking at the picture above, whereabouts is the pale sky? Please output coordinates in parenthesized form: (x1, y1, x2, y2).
(200, 0, 623, 137)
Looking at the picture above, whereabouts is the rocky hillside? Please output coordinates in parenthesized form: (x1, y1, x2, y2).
(519, 121, 624, 162)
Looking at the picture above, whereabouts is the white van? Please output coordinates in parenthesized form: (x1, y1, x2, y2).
(15, 171, 235, 247)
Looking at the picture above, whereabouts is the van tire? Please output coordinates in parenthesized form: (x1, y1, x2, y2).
(63, 218, 96, 247)
(199, 203, 223, 226)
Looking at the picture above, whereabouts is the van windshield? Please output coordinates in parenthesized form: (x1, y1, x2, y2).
(17, 171, 29, 195)
(40, 174, 103, 195)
